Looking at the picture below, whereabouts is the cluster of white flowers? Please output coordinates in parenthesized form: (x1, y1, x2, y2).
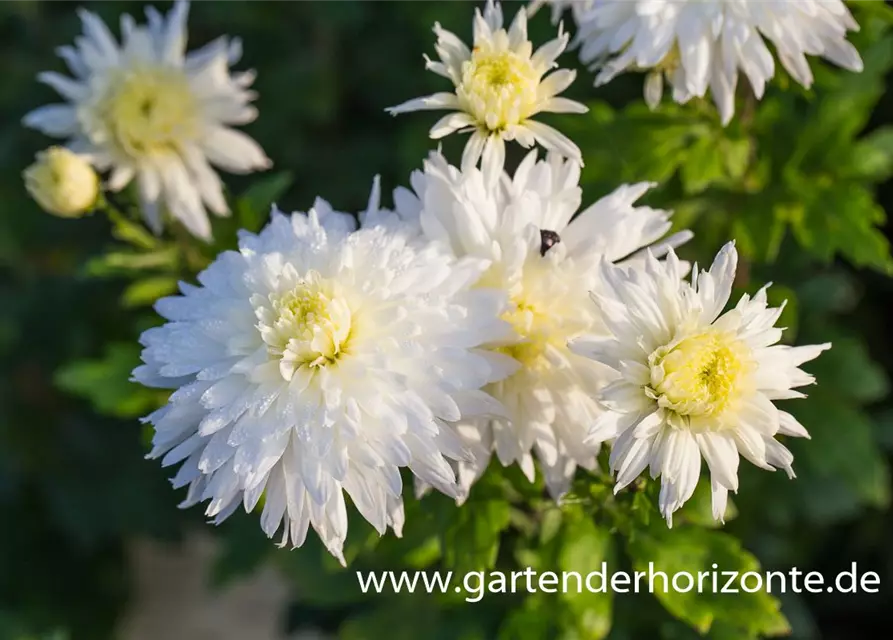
(23, 0, 853, 562)
(24, 0, 269, 240)
(538, 0, 863, 124)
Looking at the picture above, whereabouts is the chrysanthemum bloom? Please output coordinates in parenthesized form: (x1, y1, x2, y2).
(24, 146, 99, 218)
(387, 0, 587, 187)
(380, 149, 690, 500)
(570, 242, 830, 524)
(133, 198, 514, 563)
(563, 0, 862, 124)
(23, 1, 270, 240)
(529, 0, 595, 26)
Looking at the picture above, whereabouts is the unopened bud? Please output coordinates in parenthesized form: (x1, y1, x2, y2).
(24, 147, 99, 218)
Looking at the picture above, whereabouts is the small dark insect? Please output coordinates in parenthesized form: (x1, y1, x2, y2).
(540, 229, 561, 256)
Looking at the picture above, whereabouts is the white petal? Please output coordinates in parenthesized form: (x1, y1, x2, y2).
(22, 105, 78, 137)
(201, 126, 271, 174)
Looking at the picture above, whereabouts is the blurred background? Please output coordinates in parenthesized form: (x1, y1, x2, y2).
(1, 1, 892, 639)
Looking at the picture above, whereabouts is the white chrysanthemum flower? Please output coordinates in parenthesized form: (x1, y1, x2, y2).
(376, 149, 690, 500)
(23, 0, 270, 240)
(530, 0, 596, 26)
(132, 196, 515, 563)
(387, 0, 587, 187)
(570, 242, 830, 525)
(563, 0, 862, 125)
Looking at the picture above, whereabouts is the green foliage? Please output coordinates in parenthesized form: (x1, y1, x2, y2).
(570, 14, 893, 275)
(628, 526, 789, 638)
(237, 171, 295, 232)
(556, 512, 614, 639)
(443, 499, 512, 573)
(54, 343, 163, 419)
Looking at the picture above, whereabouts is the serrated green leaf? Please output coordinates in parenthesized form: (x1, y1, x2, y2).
(573, 102, 708, 188)
(680, 135, 727, 195)
(627, 526, 789, 637)
(791, 184, 892, 274)
(787, 35, 893, 166)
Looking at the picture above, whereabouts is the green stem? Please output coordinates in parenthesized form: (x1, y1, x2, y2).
(97, 195, 159, 251)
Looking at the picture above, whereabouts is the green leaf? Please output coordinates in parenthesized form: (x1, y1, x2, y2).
(627, 526, 789, 637)
(84, 247, 180, 276)
(573, 102, 708, 188)
(557, 515, 614, 640)
(843, 126, 893, 181)
(680, 135, 726, 195)
(54, 343, 163, 418)
(854, 0, 893, 25)
(723, 137, 754, 181)
(121, 276, 179, 308)
(499, 595, 560, 640)
(442, 499, 511, 572)
(791, 183, 892, 274)
(732, 204, 787, 264)
(539, 508, 563, 546)
(106, 210, 159, 250)
(373, 489, 456, 568)
(787, 35, 893, 166)
(237, 171, 293, 232)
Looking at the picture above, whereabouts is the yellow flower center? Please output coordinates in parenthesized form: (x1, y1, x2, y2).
(259, 272, 353, 379)
(98, 66, 199, 158)
(649, 331, 750, 418)
(457, 46, 539, 131)
(497, 298, 556, 372)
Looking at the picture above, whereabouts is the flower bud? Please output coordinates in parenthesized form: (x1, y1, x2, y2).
(23, 147, 99, 218)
